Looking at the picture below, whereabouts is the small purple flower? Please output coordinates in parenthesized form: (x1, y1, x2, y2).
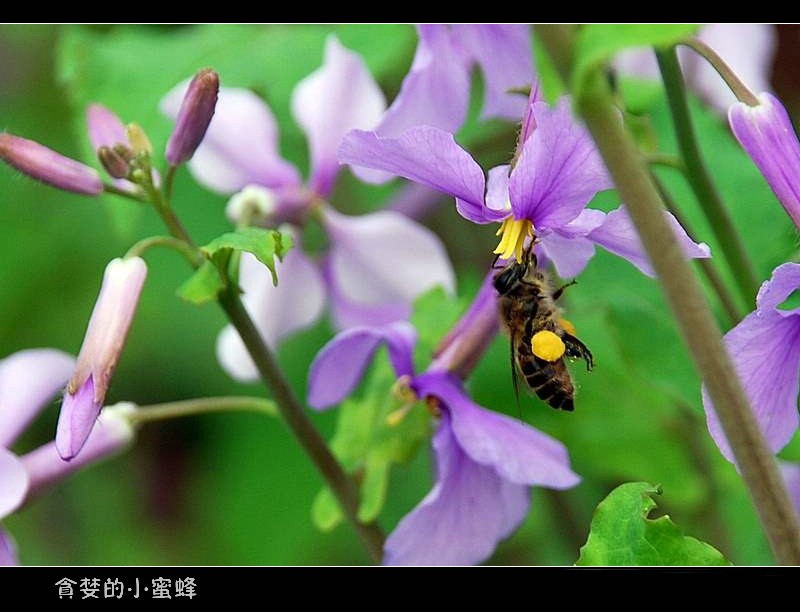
(615, 24, 776, 114)
(0, 349, 134, 565)
(307, 310, 579, 566)
(161, 35, 455, 381)
(702, 263, 800, 462)
(729, 93, 800, 230)
(0, 133, 103, 195)
(57, 257, 147, 460)
(166, 68, 219, 166)
(341, 94, 710, 276)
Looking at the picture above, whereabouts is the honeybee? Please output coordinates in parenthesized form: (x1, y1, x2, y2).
(493, 247, 593, 411)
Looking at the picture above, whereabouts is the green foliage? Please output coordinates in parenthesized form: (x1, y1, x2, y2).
(577, 482, 731, 566)
(572, 24, 698, 99)
(176, 261, 225, 305)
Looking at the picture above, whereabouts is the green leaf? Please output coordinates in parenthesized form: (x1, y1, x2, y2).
(176, 261, 225, 305)
(577, 482, 731, 566)
(202, 228, 292, 286)
(310, 488, 343, 533)
(572, 24, 698, 99)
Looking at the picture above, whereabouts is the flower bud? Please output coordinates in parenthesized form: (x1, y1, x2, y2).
(166, 68, 219, 166)
(97, 146, 130, 179)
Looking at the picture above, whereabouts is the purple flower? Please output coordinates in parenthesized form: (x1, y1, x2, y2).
(615, 24, 776, 114)
(341, 95, 710, 276)
(161, 36, 454, 381)
(57, 257, 147, 460)
(166, 68, 219, 166)
(0, 133, 103, 195)
(307, 314, 579, 566)
(0, 349, 134, 565)
(702, 263, 800, 462)
(729, 93, 800, 230)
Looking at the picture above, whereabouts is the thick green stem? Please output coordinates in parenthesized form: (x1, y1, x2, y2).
(128, 396, 278, 426)
(217, 289, 385, 562)
(537, 24, 800, 566)
(655, 47, 760, 305)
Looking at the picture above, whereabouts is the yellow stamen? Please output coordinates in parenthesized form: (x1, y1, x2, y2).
(386, 403, 414, 427)
(493, 217, 534, 263)
(531, 330, 566, 362)
(126, 123, 152, 156)
(558, 318, 577, 336)
(391, 375, 417, 404)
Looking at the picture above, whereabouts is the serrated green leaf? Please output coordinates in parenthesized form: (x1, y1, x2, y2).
(572, 24, 698, 99)
(176, 261, 225, 305)
(202, 228, 292, 286)
(577, 482, 731, 566)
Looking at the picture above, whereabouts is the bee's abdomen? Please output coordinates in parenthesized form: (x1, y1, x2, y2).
(517, 346, 574, 411)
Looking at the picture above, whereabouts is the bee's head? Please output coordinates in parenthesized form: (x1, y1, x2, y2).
(492, 247, 538, 295)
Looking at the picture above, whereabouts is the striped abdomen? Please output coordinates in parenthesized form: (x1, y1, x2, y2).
(515, 340, 575, 411)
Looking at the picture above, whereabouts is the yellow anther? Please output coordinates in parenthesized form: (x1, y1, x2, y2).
(493, 217, 534, 263)
(126, 123, 153, 156)
(558, 318, 577, 336)
(391, 375, 417, 404)
(531, 330, 566, 362)
(386, 403, 414, 427)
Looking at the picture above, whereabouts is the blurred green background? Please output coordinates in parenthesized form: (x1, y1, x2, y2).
(1, 24, 799, 565)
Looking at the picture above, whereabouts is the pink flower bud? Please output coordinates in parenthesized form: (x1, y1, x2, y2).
(166, 68, 219, 166)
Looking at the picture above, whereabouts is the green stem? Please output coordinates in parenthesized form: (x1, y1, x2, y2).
(217, 289, 385, 562)
(128, 396, 278, 426)
(679, 38, 760, 106)
(164, 165, 178, 205)
(650, 172, 743, 325)
(103, 182, 147, 203)
(537, 24, 800, 566)
(655, 47, 760, 305)
(125, 235, 201, 266)
(645, 153, 686, 173)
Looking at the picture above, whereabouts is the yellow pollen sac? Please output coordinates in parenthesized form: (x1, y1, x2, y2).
(531, 330, 566, 362)
(386, 403, 414, 427)
(559, 318, 577, 336)
(126, 123, 153, 156)
(493, 217, 534, 263)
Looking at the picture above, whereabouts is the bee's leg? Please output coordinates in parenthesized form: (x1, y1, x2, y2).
(491, 253, 503, 269)
(552, 279, 577, 301)
(563, 333, 593, 371)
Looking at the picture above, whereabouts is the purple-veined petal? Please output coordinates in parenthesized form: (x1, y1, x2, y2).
(339, 127, 503, 224)
(453, 24, 533, 120)
(538, 231, 597, 279)
(755, 262, 800, 316)
(692, 24, 776, 113)
(729, 93, 800, 230)
(0, 529, 17, 566)
(413, 372, 580, 488)
(307, 322, 416, 410)
(587, 206, 710, 277)
(217, 248, 326, 382)
(509, 98, 612, 228)
(324, 207, 455, 305)
(0, 349, 75, 448)
(56, 376, 99, 462)
(780, 461, 800, 517)
(383, 411, 531, 566)
(703, 311, 800, 462)
(23, 403, 135, 500)
(161, 84, 300, 195)
(0, 448, 28, 520)
(291, 35, 386, 196)
(485, 165, 512, 214)
(86, 104, 127, 150)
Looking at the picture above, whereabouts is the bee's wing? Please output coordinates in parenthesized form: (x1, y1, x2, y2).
(510, 328, 522, 418)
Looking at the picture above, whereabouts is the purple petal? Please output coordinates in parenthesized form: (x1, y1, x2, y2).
(509, 98, 612, 228)
(324, 259, 411, 331)
(0, 529, 17, 566)
(324, 207, 455, 305)
(692, 24, 776, 114)
(338, 127, 502, 224)
(587, 206, 710, 277)
(86, 104, 128, 150)
(307, 322, 417, 410)
(485, 165, 512, 215)
(0, 448, 28, 520)
(779, 461, 800, 518)
(291, 35, 385, 196)
(729, 93, 800, 230)
(453, 24, 533, 120)
(755, 262, 800, 316)
(166, 68, 219, 166)
(413, 372, 580, 488)
(0, 348, 75, 448)
(56, 375, 100, 461)
(374, 25, 470, 138)
(703, 311, 800, 462)
(23, 403, 134, 499)
(217, 248, 326, 382)
(383, 411, 531, 566)
(518, 81, 545, 146)
(538, 231, 597, 278)
(161, 84, 300, 195)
